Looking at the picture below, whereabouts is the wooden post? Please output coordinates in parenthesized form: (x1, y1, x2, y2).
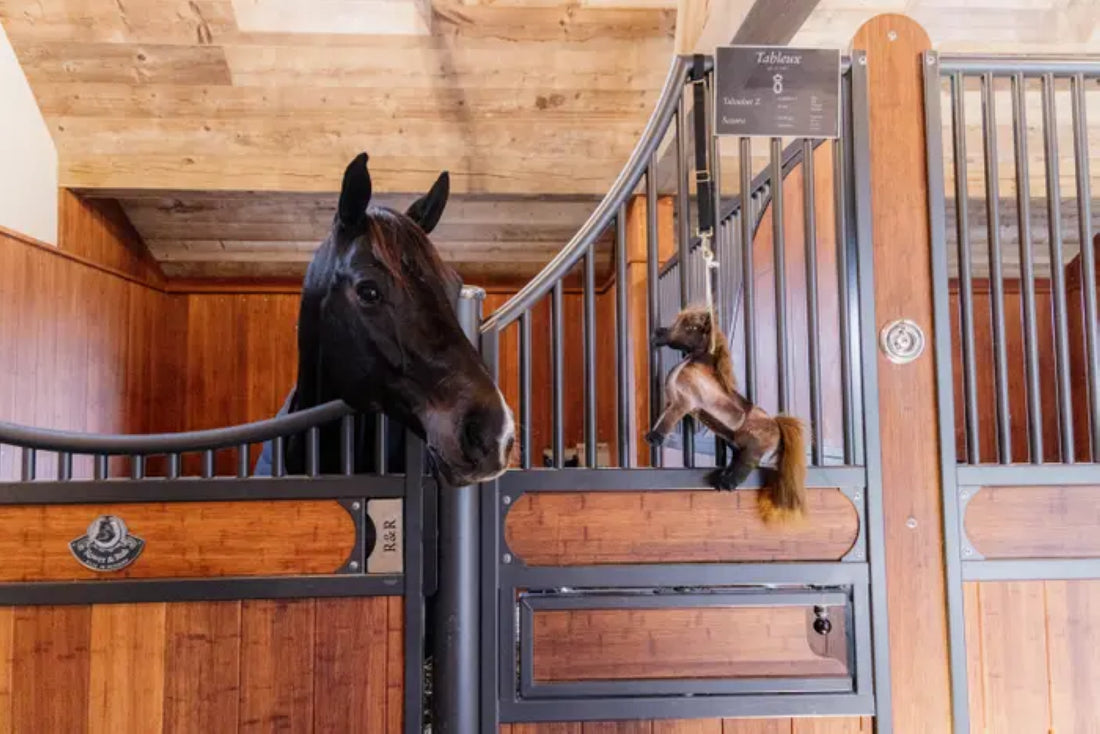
(852, 14, 953, 732)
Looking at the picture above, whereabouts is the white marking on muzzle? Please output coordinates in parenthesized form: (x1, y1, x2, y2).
(496, 386, 516, 468)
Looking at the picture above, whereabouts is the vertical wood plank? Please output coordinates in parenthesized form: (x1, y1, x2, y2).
(722, 721, 791, 734)
(962, 583, 987, 734)
(851, 14, 952, 732)
(1046, 580, 1100, 732)
(163, 601, 241, 734)
(583, 723, 653, 734)
(978, 581, 1050, 733)
(791, 718, 868, 733)
(386, 596, 404, 734)
(652, 719, 723, 733)
(11, 605, 91, 733)
(0, 607, 12, 734)
(87, 603, 167, 734)
(511, 725, 582, 734)
(239, 599, 315, 733)
(313, 597, 388, 734)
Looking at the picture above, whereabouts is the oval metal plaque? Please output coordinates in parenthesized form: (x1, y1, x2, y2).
(879, 319, 924, 364)
(69, 515, 145, 572)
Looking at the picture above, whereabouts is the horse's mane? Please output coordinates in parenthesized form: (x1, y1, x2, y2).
(363, 206, 459, 294)
(681, 305, 737, 396)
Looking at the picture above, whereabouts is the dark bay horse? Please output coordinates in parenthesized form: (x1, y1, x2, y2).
(256, 152, 514, 485)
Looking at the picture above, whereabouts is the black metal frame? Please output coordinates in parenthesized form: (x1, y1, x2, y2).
(924, 52, 1100, 734)
(470, 52, 893, 733)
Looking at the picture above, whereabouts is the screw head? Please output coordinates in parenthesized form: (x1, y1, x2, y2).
(927, 54, 937, 65)
(813, 617, 833, 635)
(348, 560, 360, 571)
(852, 493, 862, 502)
(906, 516, 918, 529)
(858, 56, 867, 66)
(887, 30, 898, 41)
(351, 501, 361, 511)
(502, 495, 512, 506)
(502, 553, 513, 564)
(963, 547, 973, 557)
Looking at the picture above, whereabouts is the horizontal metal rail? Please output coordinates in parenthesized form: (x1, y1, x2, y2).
(938, 54, 1100, 74)
(0, 400, 352, 455)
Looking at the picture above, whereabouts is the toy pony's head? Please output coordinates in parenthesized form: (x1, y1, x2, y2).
(652, 306, 714, 356)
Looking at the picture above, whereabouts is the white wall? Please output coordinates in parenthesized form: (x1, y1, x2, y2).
(0, 24, 57, 244)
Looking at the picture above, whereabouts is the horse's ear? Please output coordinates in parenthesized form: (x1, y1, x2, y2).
(338, 152, 372, 228)
(405, 171, 449, 234)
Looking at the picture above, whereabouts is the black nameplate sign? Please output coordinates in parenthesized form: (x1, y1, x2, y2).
(714, 46, 841, 138)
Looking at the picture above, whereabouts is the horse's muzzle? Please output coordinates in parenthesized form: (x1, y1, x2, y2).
(652, 327, 670, 347)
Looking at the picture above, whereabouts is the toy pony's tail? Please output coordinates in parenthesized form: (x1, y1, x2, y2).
(759, 415, 807, 524)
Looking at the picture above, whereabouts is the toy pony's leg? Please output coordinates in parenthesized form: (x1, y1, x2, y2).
(645, 402, 690, 446)
(710, 435, 764, 491)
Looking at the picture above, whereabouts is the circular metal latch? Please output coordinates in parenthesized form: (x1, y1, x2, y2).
(879, 319, 924, 364)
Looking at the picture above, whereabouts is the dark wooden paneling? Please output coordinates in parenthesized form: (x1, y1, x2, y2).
(533, 607, 847, 682)
(239, 599, 315, 733)
(853, 15, 952, 732)
(10, 605, 91, 733)
(163, 601, 242, 734)
(58, 190, 165, 288)
(0, 500, 355, 581)
(506, 490, 858, 565)
(313, 597, 389, 734)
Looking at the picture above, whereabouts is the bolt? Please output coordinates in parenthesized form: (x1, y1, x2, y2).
(858, 56, 867, 66)
(887, 30, 897, 41)
(963, 547, 973, 557)
(351, 501, 361, 511)
(503, 553, 513, 564)
(959, 490, 970, 501)
(927, 54, 937, 65)
(813, 617, 833, 635)
(906, 516, 918, 529)
(348, 560, 360, 571)
(502, 495, 512, 506)
(853, 493, 862, 502)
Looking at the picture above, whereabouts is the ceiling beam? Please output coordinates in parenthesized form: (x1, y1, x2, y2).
(659, 0, 822, 189)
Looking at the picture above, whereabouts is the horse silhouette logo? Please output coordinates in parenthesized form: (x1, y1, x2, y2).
(69, 515, 145, 572)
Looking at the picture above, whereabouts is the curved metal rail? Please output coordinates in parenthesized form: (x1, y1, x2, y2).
(480, 55, 692, 333)
(0, 399, 352, 454)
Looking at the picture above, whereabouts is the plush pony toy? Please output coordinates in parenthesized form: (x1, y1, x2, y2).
(645, 306, 807, 523)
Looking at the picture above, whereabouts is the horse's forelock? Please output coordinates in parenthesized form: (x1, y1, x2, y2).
(362, 208, 454, 294)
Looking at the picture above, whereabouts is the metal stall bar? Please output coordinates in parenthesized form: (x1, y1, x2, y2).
(849, 50, 894, 732)
(803, 138, 824, 465)
(950, 72, 980, 463)
(615, 203, 632, 468)
(519, 311, 532, 469)
(772, 137, 790, 413)
(740, 139, 757, 401)
(432, 286, 484, 734)
(924, 51, 972, 734)
(478, 330, 503, 734)
(551, 281, 565, 469)
(834, 136, 855, 464)
(1072, 72, 1099, 459)
(980, 71, 1012, 463)
(1043, 72, 1076, 462)
(646, 155, 662, 468)
(1012, 72, 1043, 463)
(676, 94, 695, 466)
(584, 250, 598, 468)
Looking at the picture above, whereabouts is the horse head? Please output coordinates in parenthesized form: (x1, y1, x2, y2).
(291, 152, 514, 486)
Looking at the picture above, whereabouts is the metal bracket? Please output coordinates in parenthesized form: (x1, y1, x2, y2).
(335, 498, 367, 574)
(957, 486, 985, 561)
(879, 319, 925, 364)
(837, 486, 867, 563)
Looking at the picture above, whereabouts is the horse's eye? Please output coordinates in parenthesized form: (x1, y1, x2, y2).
(355, 280, 382, 305)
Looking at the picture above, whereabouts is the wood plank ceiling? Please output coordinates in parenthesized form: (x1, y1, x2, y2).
(1, 0, 1099, 283)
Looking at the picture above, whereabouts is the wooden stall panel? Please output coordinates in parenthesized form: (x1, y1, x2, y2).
(0, 598, 401, 733)
(964, 485, 1100, 558)
(506, 490, 858, 565)
(0, 500, 355, 581)
(503, 721, 871, 733)
(532, 607, 848, 682)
